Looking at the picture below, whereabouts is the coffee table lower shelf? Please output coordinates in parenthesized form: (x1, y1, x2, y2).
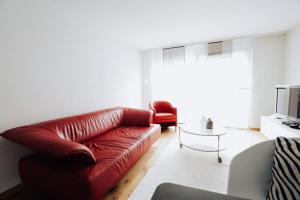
(179, 143, 225, 163)
(179, 127, 227, 163)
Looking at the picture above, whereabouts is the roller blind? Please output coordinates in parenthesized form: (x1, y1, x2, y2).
(163, 46, 185, 65)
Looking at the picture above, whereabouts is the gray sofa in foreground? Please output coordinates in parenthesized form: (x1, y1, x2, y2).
(152, 138, 300, 200)
(151, 183, 249, 200)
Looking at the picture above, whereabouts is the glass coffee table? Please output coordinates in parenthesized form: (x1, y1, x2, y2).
(178, 124, 227, 163)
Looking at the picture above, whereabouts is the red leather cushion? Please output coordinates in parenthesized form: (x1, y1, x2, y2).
(84, 126, 159, 160)
(155, 113, 177, 122)
(19, 125, 161, 200)
(34, 107, 124, 142)
(123, 108, 152, 127)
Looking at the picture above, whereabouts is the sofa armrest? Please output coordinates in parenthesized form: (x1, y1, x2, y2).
(227, 140, 275, 200)
(123, 108, 152, 127)
(1, 127, 96, 164)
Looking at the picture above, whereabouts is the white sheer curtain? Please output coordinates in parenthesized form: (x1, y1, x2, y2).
(143, 38, 252, 128)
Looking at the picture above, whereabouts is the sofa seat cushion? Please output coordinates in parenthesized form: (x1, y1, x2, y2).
(19, 124, 161, 200)
(84, 125, 159, 161)
(154, 113, 176, 123)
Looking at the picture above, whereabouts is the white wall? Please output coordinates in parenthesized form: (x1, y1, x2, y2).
(141, 52, 153, 108)
(284, 23, 300, 84)
(250, 34, 286, 128)
(0, 1, 142, 192)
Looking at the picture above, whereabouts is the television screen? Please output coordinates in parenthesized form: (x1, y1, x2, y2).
(276, 88, 289, 117)
(288, 87, 300, 120)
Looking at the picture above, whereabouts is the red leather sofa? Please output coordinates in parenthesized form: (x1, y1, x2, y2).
(1, 107, 161, 200)
(150, 101, 177, 128)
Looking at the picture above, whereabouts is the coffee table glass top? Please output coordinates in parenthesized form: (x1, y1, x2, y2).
(179, 123, 227, 136)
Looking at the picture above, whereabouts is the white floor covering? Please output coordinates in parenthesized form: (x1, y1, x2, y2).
(129, 129, 267, 200)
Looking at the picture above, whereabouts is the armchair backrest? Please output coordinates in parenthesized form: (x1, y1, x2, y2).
(151, 101, 174, 113)
(227, 138, 300, 200)
(227, 140, 274, 200)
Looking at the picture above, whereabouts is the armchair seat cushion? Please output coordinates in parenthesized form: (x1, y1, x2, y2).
(155, 113, 177, 122)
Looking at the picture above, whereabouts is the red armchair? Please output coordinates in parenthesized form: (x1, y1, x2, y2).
(150, 101, 177, 129)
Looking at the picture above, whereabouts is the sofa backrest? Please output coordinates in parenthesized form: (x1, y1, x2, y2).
(1, 107, 152, 164)
(33, 107, 124, 143)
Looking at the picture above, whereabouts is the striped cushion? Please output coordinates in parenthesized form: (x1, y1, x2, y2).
(266, 137, 300, 200)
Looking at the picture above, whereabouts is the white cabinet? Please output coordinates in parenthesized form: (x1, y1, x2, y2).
(261, 115, 300, 139)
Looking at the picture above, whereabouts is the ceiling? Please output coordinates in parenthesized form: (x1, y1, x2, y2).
(100, 0, 300, 50)
(4, 0, 300, 50)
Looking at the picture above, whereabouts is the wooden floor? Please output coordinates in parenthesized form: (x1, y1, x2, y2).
(0, 128, 176, 200)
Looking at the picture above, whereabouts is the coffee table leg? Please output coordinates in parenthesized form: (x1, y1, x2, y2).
(217, 135, 222, 163)
(179, 127, 182, 148)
